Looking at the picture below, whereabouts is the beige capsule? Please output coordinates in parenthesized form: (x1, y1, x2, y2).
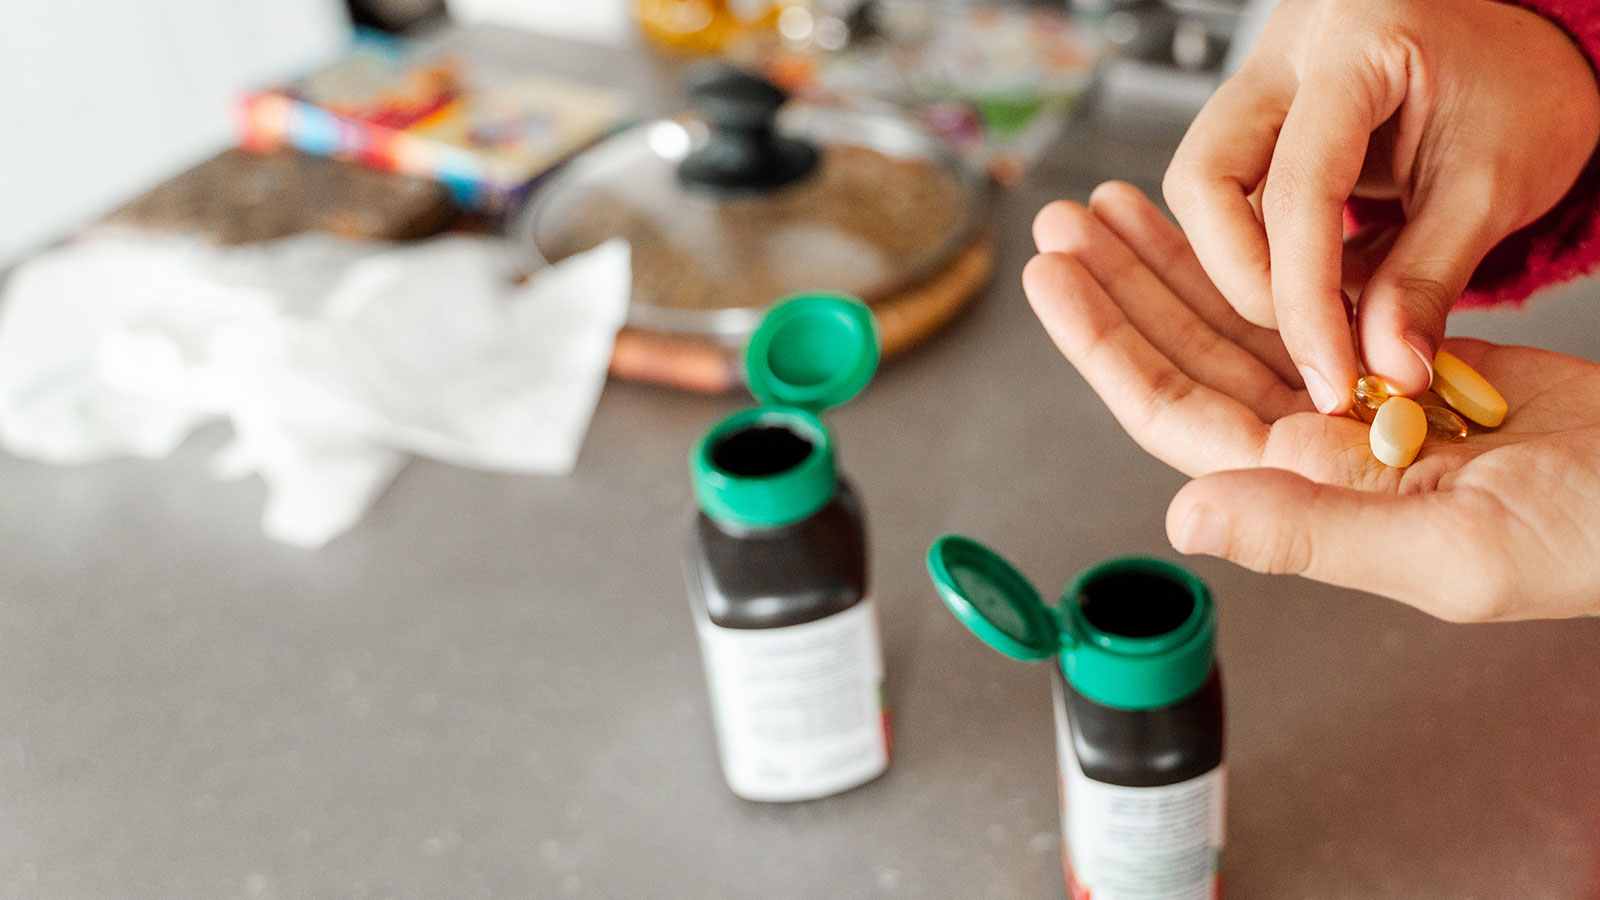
(1370, 397, 1427, 468)
(1432, 350, 1507, 427)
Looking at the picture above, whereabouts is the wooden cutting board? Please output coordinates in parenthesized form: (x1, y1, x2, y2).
(608, 233, 994, 392)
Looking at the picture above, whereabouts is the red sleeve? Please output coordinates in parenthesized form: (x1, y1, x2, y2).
(1345, 0, 1600, 309)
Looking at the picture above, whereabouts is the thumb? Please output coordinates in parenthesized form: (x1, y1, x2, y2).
(1166, 468, 1501, 621)
(1356, 198, 1505, 396)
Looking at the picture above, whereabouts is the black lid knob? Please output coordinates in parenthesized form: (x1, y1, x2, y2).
(677, 64, 819, 194)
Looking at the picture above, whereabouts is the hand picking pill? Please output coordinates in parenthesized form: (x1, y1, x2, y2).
(1432, 350, 1507, 427)
(1350, 375, 1389, 424)
(1370, 396, 1427, 468)
(1421, 405, 1469, 442)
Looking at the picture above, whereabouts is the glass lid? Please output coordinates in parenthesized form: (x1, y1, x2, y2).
(514, 65, 986, 340)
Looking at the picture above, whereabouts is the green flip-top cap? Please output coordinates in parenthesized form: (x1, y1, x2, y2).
(926, 535, 1058, 661)
(743, 291, 879, 414)
(690, 293, 880, 529)
(926, 537, 1216, 710)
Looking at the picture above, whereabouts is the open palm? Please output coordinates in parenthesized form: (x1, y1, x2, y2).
(1023, 181, 1600, 620)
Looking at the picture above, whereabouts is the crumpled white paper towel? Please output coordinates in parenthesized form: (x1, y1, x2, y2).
(0, 234, 630, 547)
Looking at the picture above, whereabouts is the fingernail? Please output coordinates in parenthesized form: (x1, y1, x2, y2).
(1403, 332, 1435, 388)
(1177, 507, 1227, 556)
(1298, 365, 1339, 414)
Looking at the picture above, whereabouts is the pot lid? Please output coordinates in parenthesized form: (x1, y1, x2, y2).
(514, 65, 986, 340)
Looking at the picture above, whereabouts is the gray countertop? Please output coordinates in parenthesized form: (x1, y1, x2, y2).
(6, 26, 1600, 900)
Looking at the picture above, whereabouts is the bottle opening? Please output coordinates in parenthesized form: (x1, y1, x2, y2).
(711, 424, 815, 477)
(1078, 571, 1196, 639)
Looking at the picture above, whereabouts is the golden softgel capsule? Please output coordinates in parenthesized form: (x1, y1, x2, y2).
(1350, 375, 1389, 424)
(1370, 397, 1427, 468)
(1422, 405, 1468, 442)
(1432, 351, 1507, 427)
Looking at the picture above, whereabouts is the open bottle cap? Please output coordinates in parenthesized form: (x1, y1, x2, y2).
(688, 293, 878, 529)
(744, 292, 879, 414)
(926, 535, 1059, 661)
(927, 537, 1219, 710)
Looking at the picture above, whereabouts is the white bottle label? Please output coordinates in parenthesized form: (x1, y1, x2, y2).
(698, 599, 890, 802)
(1052, 677, 1224, 900)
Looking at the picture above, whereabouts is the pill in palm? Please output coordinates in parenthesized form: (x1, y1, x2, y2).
(1421, 405, 1469, 442)
(1432, 350, 1507, 427)
(1350, 375, 1389, 423)
(1369, 396, 1427, 468)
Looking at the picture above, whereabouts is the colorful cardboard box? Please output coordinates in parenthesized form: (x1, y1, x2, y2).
(238, 36, 632, 214)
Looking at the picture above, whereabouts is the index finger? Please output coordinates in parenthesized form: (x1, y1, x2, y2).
(1164, 68, 1289, 330)
(1263, 68, 1401, 413)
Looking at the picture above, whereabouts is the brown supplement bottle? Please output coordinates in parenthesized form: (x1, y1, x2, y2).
(686, 293, 890, 802)
(928, 540, 1225, 898)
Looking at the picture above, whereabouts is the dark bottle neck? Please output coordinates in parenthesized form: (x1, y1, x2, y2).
(690, 480, 867, 629)
(1058, 665, 1224, 788)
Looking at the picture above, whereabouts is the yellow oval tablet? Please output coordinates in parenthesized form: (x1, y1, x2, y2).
(1370, 397, 1427, 468)
(1432, 350, 1507, 427)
